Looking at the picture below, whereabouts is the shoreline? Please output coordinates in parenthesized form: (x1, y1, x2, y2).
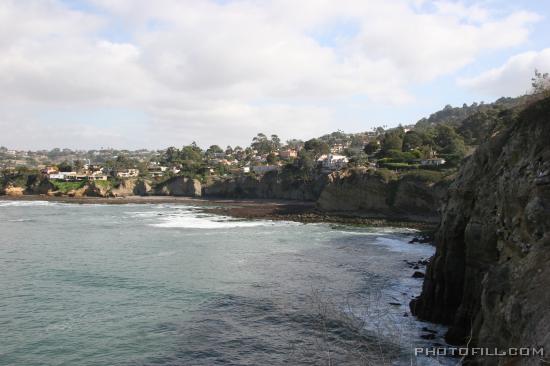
(0, 194, 438, 230)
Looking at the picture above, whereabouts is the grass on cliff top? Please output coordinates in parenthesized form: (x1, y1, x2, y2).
(401, 169, 446, 183)
(92, 179, 113, 189)
(51, 180, 86, 193)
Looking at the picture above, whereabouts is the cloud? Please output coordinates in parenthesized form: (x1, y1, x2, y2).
(0, 0, 542, 149)
(458, 48, 550, 97)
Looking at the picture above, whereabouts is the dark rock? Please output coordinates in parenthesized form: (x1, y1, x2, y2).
(411, 96, 550, 365)
(412, 271, 425, 278)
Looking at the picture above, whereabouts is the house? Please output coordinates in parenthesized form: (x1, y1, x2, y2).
(116, 168, 139, 178)
(279, 149, 297, 159)
(211, 152, 226, 159)
(48, 171, 78, 180)
(242, 166, 250, 173)
(87, 172, 108, 181)
(252, 165, 278, 174)
(420, 158, 446, 166)
(148, 165, 168, 177)
(41, 166, 58, 175)
(317, 154, 349, 172)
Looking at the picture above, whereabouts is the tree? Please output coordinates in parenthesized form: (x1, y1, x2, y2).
(348, 152, 368, 167)
(73, 159, 85, 172)
(303, 138, 329, 158)
(266, 152, 277, 164)
(206, 145, 223, 156)
(57, 161, 73, 172)
(381, 130, 403, 153)
(402, 131, 424, 151)
(532, 69, 550, 96)
(296, 149, 316, 177)
(180, 144, 203, 162)
(364, 141, 380, 155)
(251, 133, 273, 154)
(286, 139, 303, 150)
(165, 147, 179, 163)
(270, 134, 281, 150)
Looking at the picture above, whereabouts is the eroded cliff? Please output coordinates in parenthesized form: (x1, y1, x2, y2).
(410, 97, 550, 365)
(317, 168, 449, 222)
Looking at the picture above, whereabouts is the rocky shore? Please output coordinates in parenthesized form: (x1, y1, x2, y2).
(0, 194, 437, 230)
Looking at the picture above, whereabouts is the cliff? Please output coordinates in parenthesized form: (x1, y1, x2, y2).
(317, 168, 449, 222)
(154, 176, 202, 197)
(410, 97, 550, 365)
(203, 171, 324, 201)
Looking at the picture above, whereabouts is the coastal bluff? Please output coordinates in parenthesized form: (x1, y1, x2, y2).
(317, 168, 449, 222)
(2, 167, 447, 221)
(411, 97, 550, 365)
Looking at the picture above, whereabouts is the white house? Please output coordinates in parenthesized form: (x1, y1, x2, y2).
(48, 171, 77, 180)
(116, 168, 139, 178)
(318, 154, 349, 172)
(420, 158, 446, 166)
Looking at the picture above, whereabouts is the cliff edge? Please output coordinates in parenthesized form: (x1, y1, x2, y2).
(410, 97, 550, 365)
(317, 168, 450, 222)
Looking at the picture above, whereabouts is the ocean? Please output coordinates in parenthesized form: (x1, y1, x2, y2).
(0, 200, 450, 365)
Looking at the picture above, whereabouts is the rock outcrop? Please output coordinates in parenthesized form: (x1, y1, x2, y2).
(154, 176, 202, 197)
(3, 185, 25, 196)
(203, 171, 324, 201)
(411, 97, 550, 365)
(317, 168, 448, 221)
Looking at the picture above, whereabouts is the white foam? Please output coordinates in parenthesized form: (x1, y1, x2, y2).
(152, 214, 278, 229)
(0, 200, 59, 207)
(125, 206, 293, 229)
(375, 236, 434, 255)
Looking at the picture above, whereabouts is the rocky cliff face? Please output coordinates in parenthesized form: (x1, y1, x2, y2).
(317, 168, 448, 221)
(411, 98, 550, 365)
(154, 176, 201, 197)
(203, 171, 324, 201)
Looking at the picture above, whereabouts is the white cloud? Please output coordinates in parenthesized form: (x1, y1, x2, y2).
(0, 0, 542, 149)
(458, 48, 550, 97)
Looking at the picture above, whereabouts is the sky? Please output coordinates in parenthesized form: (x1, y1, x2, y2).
(1, 0, 549, 150)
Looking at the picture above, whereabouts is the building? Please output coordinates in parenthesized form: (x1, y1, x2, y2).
(420, 158, 446, 166)
(41, 166, 58, 175)
(318, 154, 349, 172)
(116, 168, 139, 178)
(48, 171, 77, 180)
(87, 172, 108, 181)
(279, 149, 298, 159)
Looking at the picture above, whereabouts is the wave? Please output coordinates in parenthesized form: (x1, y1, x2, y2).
(126, 207, 294, 229)
(375, 236, 434, 255)
(0, 200, 60, 207)
(152, 214, 280, 229)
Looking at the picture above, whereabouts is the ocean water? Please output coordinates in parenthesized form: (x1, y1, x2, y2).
(0, 200, 450, 366)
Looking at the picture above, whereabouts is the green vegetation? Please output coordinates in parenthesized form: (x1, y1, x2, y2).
(50, 180, 86, 193)
(92, 179, 113, 189)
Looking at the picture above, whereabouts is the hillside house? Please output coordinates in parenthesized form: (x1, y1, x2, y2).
(318, 154, 349, 172)
(420, 158, 446, 166)
(279, 149, 297, 159)
(116, 168, 139, 178)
